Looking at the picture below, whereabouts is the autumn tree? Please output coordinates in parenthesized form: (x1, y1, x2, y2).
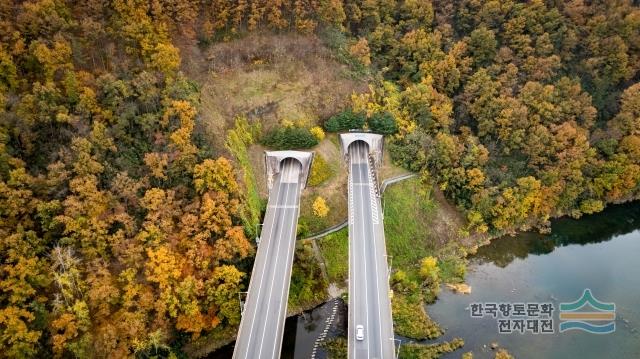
(312, 196, 329, 218)
(193, 157, 240, 195)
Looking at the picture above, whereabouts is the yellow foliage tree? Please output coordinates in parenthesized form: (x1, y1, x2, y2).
(312, 196, 329, 218)
(164, 100, 198, 171)
(309, 126, 325, 141)
(419, 256, 440, 284)
(150, 43, 180, 75)
(199, 191, 236, 236)
(349, 37, 371, 66)
(308, 154, 332, 186)
(144, 152, 169, 180)
(193, 157, 239, 195)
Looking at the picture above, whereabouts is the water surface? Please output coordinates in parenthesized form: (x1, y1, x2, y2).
(428, 202, 640, 358)
(208, 299, 346, 359)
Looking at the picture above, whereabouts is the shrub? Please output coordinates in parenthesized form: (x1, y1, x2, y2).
(391, 270, 418, 293)
(420, 256, 440, 285)
(312, 196, 329, 218)
(495, 349, 514, 359)
(324, 108, 366, 132)
(348, 37, 371, 66)
(308, 154, 333, 186)
(388, 131, 429, 172)
(368, 111, 398, 134)
(580, 199, 605, 214)
(309, 126, 325, 141)
(261, 126, 318, 149)
(297, 218, 310, 238)
(392, 294, 443, 340)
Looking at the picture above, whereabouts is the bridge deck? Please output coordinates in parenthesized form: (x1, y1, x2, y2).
(233, 159, 302, 359)
(348, 141, 395, 359)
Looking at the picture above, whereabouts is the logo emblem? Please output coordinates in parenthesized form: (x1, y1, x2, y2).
(559, 289, 615, 334)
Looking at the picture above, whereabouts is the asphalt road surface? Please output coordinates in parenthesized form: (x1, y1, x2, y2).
(348, 141, 395, 359)
(232, 158, 302, 359)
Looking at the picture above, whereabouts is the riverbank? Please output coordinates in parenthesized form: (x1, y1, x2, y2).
(312, 174, 640, 359)
(315, 176, 481, 357)
(427, 201, 640, 359)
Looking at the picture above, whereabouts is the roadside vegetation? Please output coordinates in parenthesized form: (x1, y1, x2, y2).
(322, 335, 465, 359)
(288, 240, 329, 313)
(317, 176, 470, 353)
(392, 294, 442, 340)
(308, 153, 335, 186)
(399, 338, 465, 359)
(384, 177, 470, 343)
(384, 177, 470, 284)
(2, 0, 639, 357)
(225, 117, 264, 237)
(317, 229, 349, 284)
(297, 135, 349, 236)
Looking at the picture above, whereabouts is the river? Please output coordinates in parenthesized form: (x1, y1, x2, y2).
(427, 202, 640, 358)
(212, 202, 640, 358)
(208, 298, 347, 359)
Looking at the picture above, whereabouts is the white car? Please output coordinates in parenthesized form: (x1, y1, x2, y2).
(356, 325, 365, 341)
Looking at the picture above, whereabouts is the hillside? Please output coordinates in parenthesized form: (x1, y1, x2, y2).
(1, 0, 639, 358)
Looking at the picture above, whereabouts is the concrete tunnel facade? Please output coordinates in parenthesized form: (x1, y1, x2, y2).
(264, 150, 314, 191)
(339, 132, 384, 167)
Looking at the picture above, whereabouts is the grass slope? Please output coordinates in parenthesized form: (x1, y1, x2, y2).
(383, 177, 438, 270)
(317, 228, 349, 284)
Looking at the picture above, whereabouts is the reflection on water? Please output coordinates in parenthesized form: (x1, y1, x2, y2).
(474, 202, 640, 268)
(428, 201, 640, 359)
(281, 299, 347, 359)
(211, 204, 640, 359)
(209, 299, 346, 359)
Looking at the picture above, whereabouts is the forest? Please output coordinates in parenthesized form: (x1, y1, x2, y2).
(0, 0, 638, 358)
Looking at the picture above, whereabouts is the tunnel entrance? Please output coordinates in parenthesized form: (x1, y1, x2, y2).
(264, 151, 314, 191)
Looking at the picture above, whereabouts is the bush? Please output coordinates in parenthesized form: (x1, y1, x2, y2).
(288, 241, 328, 311)
(495, 349, 514, 359)
(309, 126, 325, 141)
(392, 294, 443, 340)
(324, 108, 366, 132)
(261, 126, 318, 149)
(388, 131, 429, 172)
(308, 154, 333, 186)
(368, 111, 398, 134)
(312, 196, 329, 218)
(420, 256, 440, 284)
(322, 337, 347, 359)
(399, 338, 464, 359)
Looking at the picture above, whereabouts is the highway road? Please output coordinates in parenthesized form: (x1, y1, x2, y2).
(232, 158, 302, 359)
(348, 141, 395, 359)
